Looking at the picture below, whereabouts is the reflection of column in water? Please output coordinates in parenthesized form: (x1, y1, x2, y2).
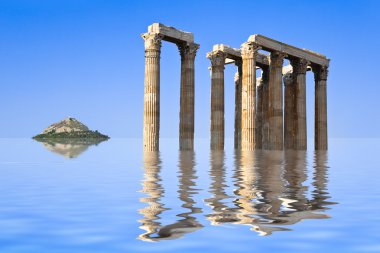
(276, 150, 330, 227)
(138, 151, 168, 241)
(142, 151, 203, 241)
(283, 150, 308, 211)
(206, 150, 237, 225)
(234, 150, 289, 235)
(311, 151, 336, 211)
(234, 150, 259, 221)
(231, 150, 334, 236)
(177, 151, 202, 218)
(252, 151, 292, 235)
(255, 151, 285, 218)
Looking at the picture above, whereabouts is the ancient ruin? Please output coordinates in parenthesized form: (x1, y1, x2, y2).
(207, 35, 329, 150)
(142, 23, 199, 151)
(142, 24, 329, 151)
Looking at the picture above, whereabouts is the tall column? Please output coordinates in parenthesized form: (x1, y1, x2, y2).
(313, 65, 328, 150)
(291, 58, 309, 150)
(142, 33, 163, 151)
(284, 71, 295, 149)
(234, 60, 242, 149)
(261, 67, 270, 149)
(268, 51, 286, 150)
(241, 42, 260, 150)
(255, 75, 264, 149)
(178, 43, 199, 150)
(207, 51, 226, 150)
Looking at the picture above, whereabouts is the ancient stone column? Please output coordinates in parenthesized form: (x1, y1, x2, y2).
(207, 50, 226, 150)
(284, 71, 295, 149)
(255, 76, 264, 149)
(268, 52, 286, 150)
(234, 60, 242, 149)
(142, 33, 163, 151)
(261, 67, 270, 149)
(313, 65, 328, 150)
(241, 42, 260, 151)
(178, 43, 199, 150)
(291, 58, 309, 150)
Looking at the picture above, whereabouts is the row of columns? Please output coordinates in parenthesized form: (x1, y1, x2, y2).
(142, 32, 199, 151)
(142, 30, 328, 152)
(208, 43, 328, 151)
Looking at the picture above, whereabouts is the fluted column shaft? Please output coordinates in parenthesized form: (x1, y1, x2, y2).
(178, 43, 199, 150)
(261, 67, 270, 149)
(291, 58, 309, 150)
(284, 71, 296, 149)
(241, 42, 260, 150)
(208, 51, 226, 150)
(142, 33, 162, 151)
(313, 65, 328, 150)
(234, 60, 242, 149)
(255, 76, 264, 149)
(268, 52, 286, 150)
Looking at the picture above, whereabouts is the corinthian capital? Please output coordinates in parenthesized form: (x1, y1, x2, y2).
(270, 51, 287, 68)
(241, 42, 261, 59)
(290, 58, 309, 74)
(313, 65, 329, 81)
(178, 42, 199, 60)
(207, 50, 226, 69)
(141, 33, 163, 51)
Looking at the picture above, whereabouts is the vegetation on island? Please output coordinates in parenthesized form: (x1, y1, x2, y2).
(33, 130, 109, 140)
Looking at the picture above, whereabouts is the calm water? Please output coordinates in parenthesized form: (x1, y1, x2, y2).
(0, 138, 379, 252)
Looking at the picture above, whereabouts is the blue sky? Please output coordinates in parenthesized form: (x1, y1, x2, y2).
(0, 0, 379, 138)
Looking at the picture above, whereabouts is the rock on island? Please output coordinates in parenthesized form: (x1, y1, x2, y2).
(33, 117, 109, 140)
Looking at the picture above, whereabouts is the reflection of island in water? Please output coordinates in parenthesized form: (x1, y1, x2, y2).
(35, 138, 108, 158)
(138, 149, 336, 241)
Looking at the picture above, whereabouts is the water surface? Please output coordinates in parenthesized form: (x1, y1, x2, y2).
(0, 138, 379, 252)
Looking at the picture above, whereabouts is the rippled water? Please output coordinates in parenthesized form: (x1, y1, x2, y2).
(0, 138, 379, 252)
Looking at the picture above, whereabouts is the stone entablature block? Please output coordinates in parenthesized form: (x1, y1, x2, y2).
(248, 34, 329, 67)
(148, 23, 194, 44)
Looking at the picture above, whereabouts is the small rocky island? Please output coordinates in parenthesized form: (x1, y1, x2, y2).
(33, 117, 110, 140)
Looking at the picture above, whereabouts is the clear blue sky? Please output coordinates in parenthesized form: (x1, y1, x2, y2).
(0, 0, 379, 138)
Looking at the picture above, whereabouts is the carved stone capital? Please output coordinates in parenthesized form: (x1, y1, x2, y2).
(142, 33, 163, 51)
(178, 42, 199, 60)
(313, 65, 329, 81)
(207, 50, 226, 69)
(283, 72, 293, 86)
(270, 51, 287, 68)
(291, 58, 309, 74)
(241, 42, 261, 59)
